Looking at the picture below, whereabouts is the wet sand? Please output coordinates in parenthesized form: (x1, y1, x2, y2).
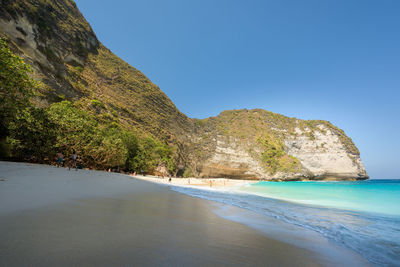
(0, 162, 339, 266)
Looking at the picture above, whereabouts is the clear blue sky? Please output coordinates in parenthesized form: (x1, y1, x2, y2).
(75, 0, 400, 179)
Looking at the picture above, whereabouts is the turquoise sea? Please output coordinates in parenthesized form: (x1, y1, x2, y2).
(173, 179, 400, 266)
(243, 179, 400, 217)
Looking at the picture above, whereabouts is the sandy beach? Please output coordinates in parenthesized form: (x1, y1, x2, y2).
(133, 175, 256, 188)
(0, 162, 368, 266)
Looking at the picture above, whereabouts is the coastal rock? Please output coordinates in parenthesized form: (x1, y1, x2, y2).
(284, 126, 367, 180)
(192, 110, 368, 180)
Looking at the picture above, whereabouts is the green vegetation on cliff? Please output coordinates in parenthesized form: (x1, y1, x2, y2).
(193, 109, 358, 176)
(1, 0, 191, 173)
(1, 38, 173, 172)
(0, 37, 37, 156)
(202, 109, 359, 157)
(259, 134, 301, 175)
(1, 0, 191, 142)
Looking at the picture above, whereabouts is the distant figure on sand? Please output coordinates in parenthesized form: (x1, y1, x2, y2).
(69, 151, 78, 171)
(169, 176, 172, 182)
(56, 152, 64, 167)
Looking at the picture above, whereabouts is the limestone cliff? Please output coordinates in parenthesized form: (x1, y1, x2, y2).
(0, 0, 368, 180)
(190, 109, 368, 180)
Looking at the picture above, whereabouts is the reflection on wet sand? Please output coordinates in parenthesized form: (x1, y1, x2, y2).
(0, 162, 322, 266)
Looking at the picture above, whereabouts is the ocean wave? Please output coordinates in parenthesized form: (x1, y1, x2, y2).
(170, 185, 400, 266)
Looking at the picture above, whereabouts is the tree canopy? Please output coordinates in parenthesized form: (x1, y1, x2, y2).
(0, 38, 175, 174)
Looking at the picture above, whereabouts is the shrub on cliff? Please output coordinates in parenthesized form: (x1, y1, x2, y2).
(0, 37, 39, 157)
(8, 107, 57, 161)
(1, 38, 175, 172)
(125, 135, 174, 174)
(259, 134, 301, 175)
(9, 97, 174, 171)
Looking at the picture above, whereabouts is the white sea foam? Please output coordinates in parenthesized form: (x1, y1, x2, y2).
(170, 184, 400, 267)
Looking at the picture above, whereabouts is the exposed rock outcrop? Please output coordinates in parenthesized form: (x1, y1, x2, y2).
(284, 126, 367, 180)
(190, 110, 368, 180)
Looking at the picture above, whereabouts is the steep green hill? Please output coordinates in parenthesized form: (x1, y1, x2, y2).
(0, 0, 192, 142)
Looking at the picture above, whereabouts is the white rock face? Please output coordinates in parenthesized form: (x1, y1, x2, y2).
(201, 136, 266, 178)
(284, 126, 367, 179)
(200, 126, 367, 180)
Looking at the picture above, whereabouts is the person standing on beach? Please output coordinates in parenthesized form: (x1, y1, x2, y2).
(56, 152, 64, 167)
(69, 151, 78, 171)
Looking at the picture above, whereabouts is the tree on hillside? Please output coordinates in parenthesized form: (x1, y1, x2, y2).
(0, 37, 177, 172)
(8, 107, 57, 161)
(0, 37, 38, 157)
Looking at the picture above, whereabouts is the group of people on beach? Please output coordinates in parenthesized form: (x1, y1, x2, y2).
(56, 151, 78, 171)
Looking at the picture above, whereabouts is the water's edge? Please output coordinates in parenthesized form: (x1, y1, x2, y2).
(170, 181, 400, 267)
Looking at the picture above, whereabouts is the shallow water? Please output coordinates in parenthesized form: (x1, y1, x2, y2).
(244, 179, 400, 216)
(172, 179, 400, 266)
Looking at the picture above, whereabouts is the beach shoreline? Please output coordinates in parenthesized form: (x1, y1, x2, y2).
(0, 161, 369, 266)
(132, 174, 374, 267)
(131, 175, 257, 189)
